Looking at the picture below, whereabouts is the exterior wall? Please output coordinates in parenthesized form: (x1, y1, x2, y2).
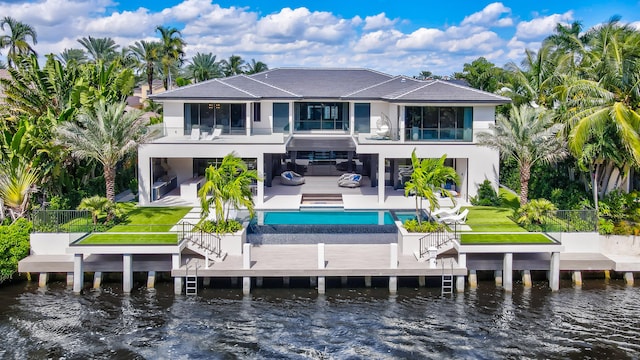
(167, 158, 194, 184)
(472, 106, 495, 139)
(254, 100, 273, 134)
(30, 233, 86, 255)
(163, 101, 184, 130)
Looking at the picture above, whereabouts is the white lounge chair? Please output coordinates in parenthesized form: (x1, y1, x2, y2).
(190, 128, 200, 140)
(281, 171, 305, 186)
(338, 173, 362, 188)
(204, 127, 222, 140)
(432, 203, 462, 218)
(439, 208, 469, 224)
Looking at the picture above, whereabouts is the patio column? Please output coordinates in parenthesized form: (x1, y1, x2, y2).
(123, 254, 133, 294)
(256, 154, 264, 206)
(73, 254, 83, 294)
(378, 155, 385, 204)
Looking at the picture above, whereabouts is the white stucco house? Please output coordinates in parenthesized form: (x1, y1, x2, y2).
(138, 68, 510, 208)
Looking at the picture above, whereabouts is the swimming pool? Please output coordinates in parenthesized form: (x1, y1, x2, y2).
(257, 210, 395, 225)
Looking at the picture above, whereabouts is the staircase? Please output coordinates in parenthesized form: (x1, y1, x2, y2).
(301, 193, 343, 206)
(441, 260, 454, 296)
(178, 222, 227, 263)
(414, 228, 457, 262)
(185, 261, 199, 296)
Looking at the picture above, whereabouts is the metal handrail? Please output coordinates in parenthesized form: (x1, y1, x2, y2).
(178, 222, 223, 258)
(418, 227, 455, 258)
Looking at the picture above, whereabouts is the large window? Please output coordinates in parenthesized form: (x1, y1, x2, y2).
(354, 103, 370, 133)
(294, 102, 349, 131)
(184, 103, 246, 134)
(273, 103, 289, 133)
(404, 106, 473, 141)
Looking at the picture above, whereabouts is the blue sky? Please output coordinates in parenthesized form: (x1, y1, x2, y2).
(1, 0, 639, 75)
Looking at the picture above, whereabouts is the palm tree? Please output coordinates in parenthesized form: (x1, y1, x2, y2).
(404, 150, 459, 223)
(477, 104, 568, 206)
(198, 152, 260, 226)
(0, 17, 38, 67)
(77, 36, 119, 63)
(57, 48, 87, 65)
(129, 40, 161, 94)
(55, 101, 154, 202)
(77, 195, 113, 225)
(220, 55, 245, 76)
(156, 25, 185, 90)
(0, 160, 39, 222)
(186, 52, 222, 82)
(245, 59, 268, 75)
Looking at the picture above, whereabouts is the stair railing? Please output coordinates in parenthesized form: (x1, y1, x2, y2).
(418, 227, 454, 259)
(179, 222, 223, 258)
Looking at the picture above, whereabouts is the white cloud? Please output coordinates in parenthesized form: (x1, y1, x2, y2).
(515, 11, 574, 40)
(363, 13, 397, 31)
(353, 29, 403, 53)
(461, 2, 512, 27)
(85, 8, 160, 37)
(396, 28, 445, 50)
(255, 7, 353, 44)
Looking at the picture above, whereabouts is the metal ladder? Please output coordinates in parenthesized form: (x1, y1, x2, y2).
(441, 260, 454, 296)
(185, 262, 199, 296)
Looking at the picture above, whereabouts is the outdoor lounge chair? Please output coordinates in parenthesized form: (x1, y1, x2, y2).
(204, 127, 222, 140)
(432, 203, 462, 218)
(190, 128, 200, 140)
(281, 171, 305, 186)
(338, 173, 362, 188)
(439, 208, 469, 225)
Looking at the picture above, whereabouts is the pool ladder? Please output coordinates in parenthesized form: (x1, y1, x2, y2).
(441, 260, 454, 296)
(185, 261, 199, 296)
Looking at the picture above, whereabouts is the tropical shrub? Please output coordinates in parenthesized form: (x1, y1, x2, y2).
(515, 198, 557, 227)
(470, 180, 501, 206)
(599, 218, 614, 235)
(0, 218, 32, 283)
(196, 219, 242, 234)
(403, 219, 446, 233)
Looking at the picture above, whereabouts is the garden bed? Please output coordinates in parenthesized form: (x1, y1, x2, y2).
(460, 233, 553, 244)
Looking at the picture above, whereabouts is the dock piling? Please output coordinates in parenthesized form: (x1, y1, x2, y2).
(572, 271, 582, 287)
(123, 254, 133, 294)
(503, 253, 513, 292)
(468, 270, 478, 288)
(624, 272, 634, 286)
(93, 271, 103, 289)
(318, 243, 326, 294)
(494, 270, 503, 287)
(72, 254, 83, 294)
(522, 270, 532, 288)
(389, 244, 398, 295)
(549, 252, 560, 291)
(38, 273, 48, 288)
(147, 271, 156, 289)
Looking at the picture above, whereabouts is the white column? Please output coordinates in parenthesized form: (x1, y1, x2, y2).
(93, 271, 103, 289)
(123, 254, 133, 294)
(147, 271, 156, 289)
(624, 272, 634, 286)
(137, 146, 152, 206)
(246, 102, 252, 136)
(389, 243, 398, 294)
(378, 155, 386, 204)
(172, 253, 182, 295)
(572, 271, 582, 287)
(318, 243, 325, 295)
(73, 254, 83, 294)
(243, 243, 251, 295)
(288, 101, 294, 135)
(468, 270, 478, 288)
(365, 276, 372, 287)
(495, 270, 503, 286)
(67, 272, 74, 287)
(522, 270, 532, 288)
(38, 273, 49, 288)
(549, 252, 560, 291)
(456, 253, 467, 292)
(503, 253, 513, 292)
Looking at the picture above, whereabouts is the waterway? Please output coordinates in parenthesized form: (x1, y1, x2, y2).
(1, 278, 639, 359)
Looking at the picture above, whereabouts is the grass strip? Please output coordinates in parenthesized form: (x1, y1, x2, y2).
(108, 207, 192, 232)
(79, 233, 178, 245)
(460, 233, 553, 244)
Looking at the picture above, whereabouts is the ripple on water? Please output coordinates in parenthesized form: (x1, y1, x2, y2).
(0, 280, 639, 359)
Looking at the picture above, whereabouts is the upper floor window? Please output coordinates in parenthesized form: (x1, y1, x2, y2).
(404, 106, 473, 141)
(184, 103, 246, 134)
(294, 102, 349, 131)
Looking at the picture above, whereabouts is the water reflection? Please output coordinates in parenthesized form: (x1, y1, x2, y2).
(0, 280, 638, 359)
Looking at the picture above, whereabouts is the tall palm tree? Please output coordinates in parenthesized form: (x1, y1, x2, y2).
(56, 48, 87, 65)
(186, 52, 222, 82)
(220, 55, 245, 76)
(245, 59, 268, 75)
(129, 40, 161, 93)
(0, 17, 38, 67)
(55, 101, 154, 202)
(404, 150, 459, 223)
(198, 152, 260, 225)
(477, 104, 568, 206)
(156, 25, 185, 90)
(77, 36, 119, 63)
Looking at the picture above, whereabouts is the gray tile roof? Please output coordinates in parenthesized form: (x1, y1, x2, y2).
(151, 68, 510, 104)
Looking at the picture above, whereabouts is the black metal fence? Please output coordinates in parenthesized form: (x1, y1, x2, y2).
(534, 210, 598, 232)
(31, 210, 92, 233)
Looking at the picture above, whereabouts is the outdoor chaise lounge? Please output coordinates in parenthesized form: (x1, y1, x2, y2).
(432, 203, 462, 218)
(281, 171, 305, 186)
(338, 173, 362, 188)
(203, 127, 222, 140)
(438, 208, 469, 224)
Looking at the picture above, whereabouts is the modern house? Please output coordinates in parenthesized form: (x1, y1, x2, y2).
(138, 68, 510, 207)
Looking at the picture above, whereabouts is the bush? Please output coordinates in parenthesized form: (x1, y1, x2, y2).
(515, 199, 557, 226)
(599, 218, 614, 235)
(196, 220, 242, 234)
(0, 219, 32, 283)
(471, 180, 501, 206)
(403, 219, 445, 233)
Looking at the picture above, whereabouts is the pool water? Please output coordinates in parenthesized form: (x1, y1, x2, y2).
(259, 211, 394, 225)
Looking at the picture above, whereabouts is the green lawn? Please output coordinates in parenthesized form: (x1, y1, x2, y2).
(79, 233, 178, 245)
(464, 206, 526, 232)
(499, 187, 520, 209)
(108, 207, 192, 232)
(460, 233, 553, 244)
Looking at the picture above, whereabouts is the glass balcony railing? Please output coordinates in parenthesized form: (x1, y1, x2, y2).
(406, 127, 473, 142)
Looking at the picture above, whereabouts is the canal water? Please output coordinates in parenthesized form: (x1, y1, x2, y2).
(1, 279, 639, 359)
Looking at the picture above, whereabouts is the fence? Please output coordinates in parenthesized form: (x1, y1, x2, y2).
(537, 210, 598, 232)
(31, 210, 92, 233)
